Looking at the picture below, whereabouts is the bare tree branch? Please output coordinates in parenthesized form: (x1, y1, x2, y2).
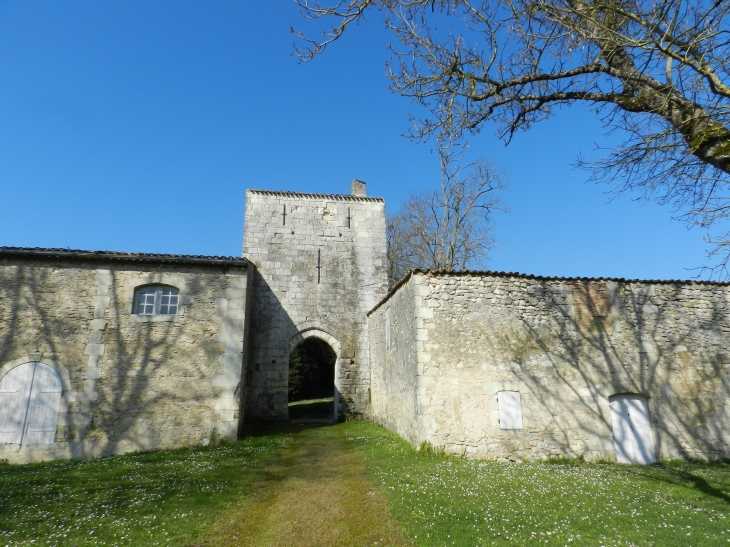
(294, 0, 730, 277)
(387, 140, 505, 287)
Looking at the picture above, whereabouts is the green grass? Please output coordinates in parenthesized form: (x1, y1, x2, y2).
(288, 397, 335, 421)
(344, 421, 730, 546)
(288, 397, 334, 406)
(203, 423, 412, 546)
(2, 422, 730, 546)
(0, 432, 291, 547)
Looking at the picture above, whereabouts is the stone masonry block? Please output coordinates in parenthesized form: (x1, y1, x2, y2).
(89, 319, 106, 330)
(217, 330, 244, 343)
(212, 375, 237, 388)
(84, 344, 105, 356)
(217, 409, 235, 422)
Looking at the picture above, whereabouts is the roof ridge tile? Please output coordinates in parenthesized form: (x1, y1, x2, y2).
(247, 189, 384, 202)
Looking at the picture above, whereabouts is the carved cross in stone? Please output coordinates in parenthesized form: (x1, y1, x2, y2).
(347, 207, 352, 228)
(282, 205, 287, 226)
(317, 249, 321, 284)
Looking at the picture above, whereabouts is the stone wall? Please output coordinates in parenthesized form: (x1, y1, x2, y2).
(368, 273, 419, 443)
(369, 270, 730, 462)
(0, 251, 250, 463)
(243, 184, 388, 420)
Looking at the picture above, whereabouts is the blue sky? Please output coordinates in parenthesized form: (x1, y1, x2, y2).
(0, 1, 713, 280)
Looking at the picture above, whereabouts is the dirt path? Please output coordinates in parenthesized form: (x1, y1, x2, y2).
(201, 424, 414, 547)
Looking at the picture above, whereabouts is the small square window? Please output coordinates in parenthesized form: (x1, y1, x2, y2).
(134, 286, 179, 316)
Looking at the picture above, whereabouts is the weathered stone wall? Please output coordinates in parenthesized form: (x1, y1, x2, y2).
(243, 186, 388, 420)
(370, 271, 730, 462)
(368, 274, 419, 443)
(0, 255, 250, 463)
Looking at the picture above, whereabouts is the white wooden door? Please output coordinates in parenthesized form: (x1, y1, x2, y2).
(24, 363, 62, 444)
(0, 363, 35, 444)
(0, 362, 62, 445)
(609, 394, 656, 464)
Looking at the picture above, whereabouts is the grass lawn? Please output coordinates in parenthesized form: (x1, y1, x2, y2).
(1, 420, 730, 546)
(0, 431, 292, 547)
(345, 421, 730, 546)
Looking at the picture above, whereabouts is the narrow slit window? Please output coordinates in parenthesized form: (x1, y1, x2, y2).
(134, 286, 179, 315)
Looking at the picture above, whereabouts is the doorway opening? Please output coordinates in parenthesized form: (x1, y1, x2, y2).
(288, 337, 336, 421)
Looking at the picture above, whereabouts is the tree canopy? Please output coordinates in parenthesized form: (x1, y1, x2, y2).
(295, 0, 730, 275)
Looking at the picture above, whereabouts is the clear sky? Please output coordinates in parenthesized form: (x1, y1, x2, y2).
(0, 1, 714, 280)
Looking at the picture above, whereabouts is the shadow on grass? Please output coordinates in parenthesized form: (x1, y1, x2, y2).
(288, 397, 335, 422)
(535, 452, 730, 506)
(622, 461, 730, 505)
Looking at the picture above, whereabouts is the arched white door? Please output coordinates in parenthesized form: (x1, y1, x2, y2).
(0, 362, 62, 445)
(609, 394, 656, 464)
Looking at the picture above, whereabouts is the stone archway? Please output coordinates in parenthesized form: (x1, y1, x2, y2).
(288, 328, 341, 421)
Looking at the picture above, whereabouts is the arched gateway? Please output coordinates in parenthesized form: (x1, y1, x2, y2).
(288, 329, 340, 420)
(242, 182, 388, 421)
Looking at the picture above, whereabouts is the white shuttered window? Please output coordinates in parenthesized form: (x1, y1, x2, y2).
(497, 391, 523, 430)
(0, 362, 62, 445)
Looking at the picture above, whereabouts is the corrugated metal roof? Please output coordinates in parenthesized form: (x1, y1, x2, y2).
(367, 268, 728, 316)
(0, 247, 248, 267)
(247, 189, 384, 202)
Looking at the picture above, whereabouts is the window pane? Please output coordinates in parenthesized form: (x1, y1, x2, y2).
(134, 288, 156, 315)
(134, 286, 178, 316)
(163, 293, 178, 314)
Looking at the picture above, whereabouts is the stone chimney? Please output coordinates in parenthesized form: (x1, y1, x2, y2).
(350, 179, 367, 197)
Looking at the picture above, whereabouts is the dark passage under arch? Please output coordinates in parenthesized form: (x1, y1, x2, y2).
(288, 337, 336, 420)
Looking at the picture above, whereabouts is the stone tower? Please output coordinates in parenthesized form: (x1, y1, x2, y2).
(242, 181, 388, 420)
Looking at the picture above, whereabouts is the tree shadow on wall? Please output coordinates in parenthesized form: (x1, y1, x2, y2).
(91, 268, 211, 457)
(0, 263, 223, 459)
(480, 279, 730, 500)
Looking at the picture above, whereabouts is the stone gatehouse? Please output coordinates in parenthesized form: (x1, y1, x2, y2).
(243, 183, 387, 421)
(1, 180, 729, 464)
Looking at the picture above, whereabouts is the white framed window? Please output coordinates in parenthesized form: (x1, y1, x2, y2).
(134, 285, 179, 316)
(497, 391, 523, 430)
(385, 308, 391, 350)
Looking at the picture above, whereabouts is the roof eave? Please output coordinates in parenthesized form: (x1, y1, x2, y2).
(0, 247, 248, 268)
